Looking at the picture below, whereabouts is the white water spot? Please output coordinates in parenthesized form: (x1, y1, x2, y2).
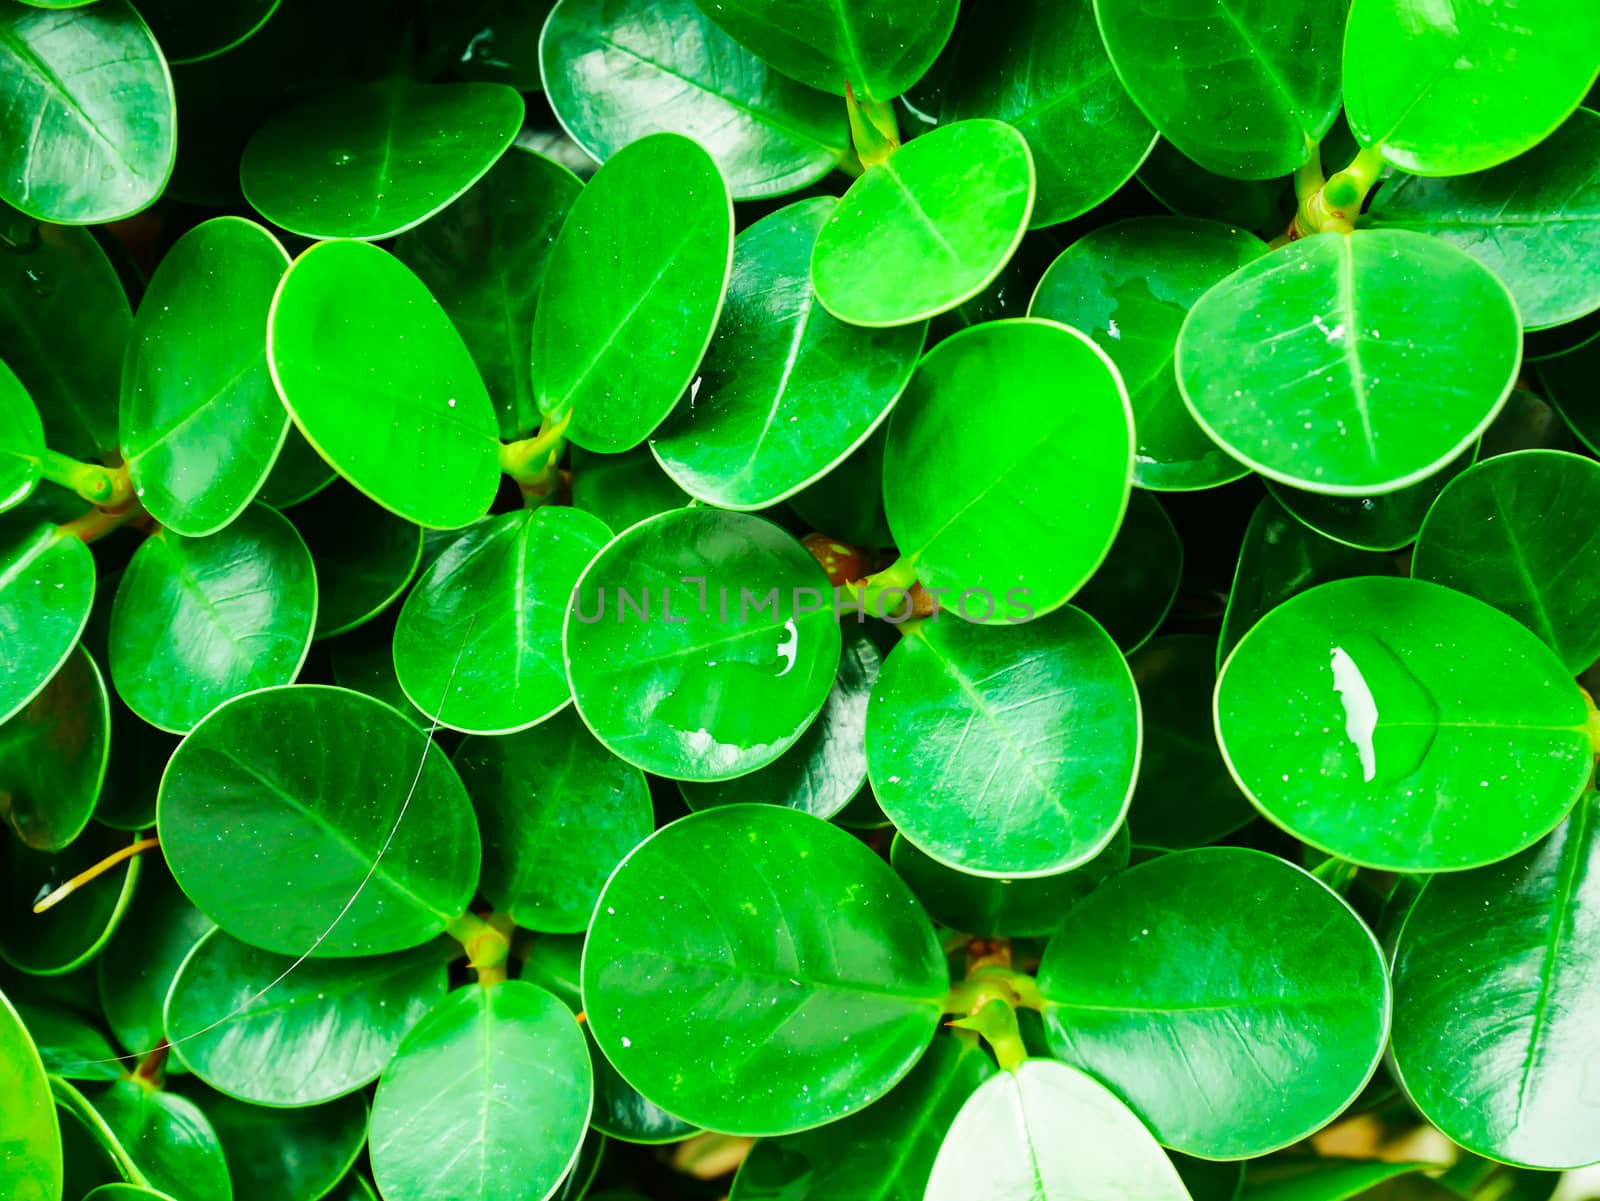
(1311, 315, 1347, 343)
(1330, 646, 1379, 782)
(446, 397, 457, 408)
(688, 376, 703, 407)
(1107, 318, 1122, 341)
(620, 1037, 632, 1048)
(774, 618, 798, 676)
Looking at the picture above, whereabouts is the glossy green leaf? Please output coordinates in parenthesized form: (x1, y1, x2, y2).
(369, 980, 592, 1201)
(731, 1033, 993, 1201)
(1362, 108, 1600, 330)
(1137, 138, 1295, 238)
(1480, 386, 1582, 459)
(1414, 450, 1600, 674)
(158, 684, 481, 957)
(583, 805, 945, 1135)
(568, 445, 690, 533)
(869, 607, 1139, 877)
(395, 506, 611, 734)
(166, 928, 447, 1106)
(268, 239, 502, 529)
(257, 426, 335, 510)
(290, 480, 422, 640)
(83, 1188, 178, 1201)
(0, 358, 43, 513)
(98, 861, 214, 1063)
(1039, 848, 1390, 1158)
(1392, 794, 1600, 1169)
(15, 1001, 122, 1080)
(1216, 577, 1592, 872)
(109, 505, 317, 733)
(811, 120, 1035, 327)
(241, 80, 523, 239)
(91, 1080, 231, 1201)
(2, 823, 141, 975)
(531, 131, 732, 452)
(927, 1058, 1191, 1201)
(883, 319, 1133, 620)
(1264, 442, 1476, 552)
(0, 987, 60, 1201)
(1031, 217, 1262, 490)
(1070, 490, 1182, 653)
(196, 1091, 367, 1201)
(327, 620, 423, 729)
(95, 689, 177, 832)
(454, 708, 652, 933)
(1242, 1159, 1436, 1201)
(52, 1077, 143, 1193)
(564, 508, 841, 780)
(0, 644, 107, 850)
(132, 0, 279, 63)
(541, 0, 848, 198)
(0, 522, 94, 724)
(120, 217, 289, 537)
(0, 1, 176, 222)
(651, 196, 924, 508)
(396, 146, 582, 441)
(1179, 231, 1520, 494)
(1093, 0, 1343, 179)
(1343, 0, 1600, 176)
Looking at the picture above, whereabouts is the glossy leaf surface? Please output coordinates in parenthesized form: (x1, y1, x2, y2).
(0, 359, 42, 512)
(291, 480, 422, 640)
(568, 445, 689, 533)
(131, 0, 281, 64)
(1263, 443, 1476, 552)
(0, 988, 59, 1201)
(1, 823, 140, 974)
(0, 522, 94, 724)
(98, 861, 214, 1062)
(197, 1091, 366, 1201)
(1071, 491, 1183, 653)
(0, 644, 107, 850)
(92, 1080, 231, 1201)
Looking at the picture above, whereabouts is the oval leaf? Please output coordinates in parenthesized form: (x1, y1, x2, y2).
(0, 644, 108, 850)
(0, 522, 95, 724)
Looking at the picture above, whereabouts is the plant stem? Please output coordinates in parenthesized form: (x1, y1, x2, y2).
(845, 81, 899, 170)
(949, 998, 1029, 1072)
(133, 1041, 169, 1086)
(500, 412, 570, 509)
(1294, 145, 1385, 238)
(33, 836, 158, 913)
(36, 449, 132, 507)
(1311, 855, 1359, 895)
(445, 910, 513, 988)
(56, 503, 143, 545)
(943, 965, 1043, 1015)
(841, 555, 920, 620)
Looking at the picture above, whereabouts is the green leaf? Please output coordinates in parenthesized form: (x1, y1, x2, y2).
(731, 1033, 994, 1201)
(1362, 108, 1600, 330)
(651, 196, 924, 508)
(0, 644, 108, 850)
(884, 319, 1133, 620)
(1178, 231, 1521, 494)
(891, 824, 1129, 938)
(1, 823, 141, 975)
(785, 423, 891, 549)
(0, 357, 43, 513)
(91, 1079, 232, 1201)
(396, 146, 582, 441)
(1092, 0, 1343, 179)
(195, 1091, 367, 1201)
(268, 239, 502, 529)
(1392, 794, 1600, 1169)
(83, 1188, 178, 1201)
(868, 607, 1139, 877)
(564, 508, 841, 781)
(14, 1001, 122, 1079)
(241, 80, 523, 239)
(1031, 216, 1262, 490)
(108, 505, 317, 733)
(454, 708, 653, 933)
(541, 0, 849, 199)
(394, 506, 612, 735)
(257, 425, 335, 510)
(289, 480, 422, 640)
(568, 445, 690, 533)
(531, 130, 732, 452)
(1536, 332, 1600, 454)
(0, 1, 176, 222)
(1070, 490, 1183, 653)
(0, 987, 61, 1201)
(687, 0, 956, 101)
(95, 689, 176, 832)
(926, 1057, 1191, 1201)
(1242, 1159, 1437, 1201)
(120, 216, 290, 537)
(583, 805, 946, 1135)
(1343, 0, 1600, 176)
(811, 120, 1035, 327)
(0, 522, 94, 724)
(1137, 137, 1294, 237)
(130, 0, 280, 64)
(166, 928, 448, 1106)
(1216, 577, 1592, 871)
(1038, 847, 1390, 1158)
(369, 980, 593, 1201)
(157, 684, 481, 957)
(940, 0, 1153, 227)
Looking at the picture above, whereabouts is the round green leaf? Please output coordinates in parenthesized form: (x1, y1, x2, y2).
(109, 506, 317, 734)
(454, 708, 653, 933)
(131, 0, 280, 64)
(564, 508, 841, 781)
(941, 0, 1154, 227)
(1362, 108, 1600, 330)
(1031, 217, 1262, 490)
(158, 684, 481, 958)
(650, 196, 925, 509)
(1392, 794, 1600, 1169)
(541, 0, 848, 199)
(395, 506, 612, 735)
(1216, 577, 1592, 872)
(290, 480, 422, 641)
(120, 217, 290, 537)
(2, 823, 140, 975)
(1070, 490, 1183, 654)
(531, 131, 732, 452)
(0, 988, 60, 1201)
(196, 1091, 367, 1201)
(1343, 0, 1600, 176)
(0, 0, 175, 222)
(166, 928, 448, 1106)
(91, 1079, 231, 1201)
(369, 980, 593, 1201)
(1137, 137, 1295, 240)
(583, 805, 945, 1136)
(1038, 847, 1390, 1158)
(98, 861, 214, 1064)
(0, 358, 43, 513)
(1178, 230, 1521, 495)
(0, 521, 95, 724)
(84, 1189, 178, 1201)
(927, 1058, 1191, 1201)
(0, 644, 108, 850)
(1414, 450, 1600, 675)
(14, 1001, 122, 1080)
(568, 445, 690, 533)
(241, 80, 523, 239)
(396, 146, 582, 441)
(268, 239, 502, 529)
(884, 320, 1134, 622)
(811, 120, 1035, 327)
